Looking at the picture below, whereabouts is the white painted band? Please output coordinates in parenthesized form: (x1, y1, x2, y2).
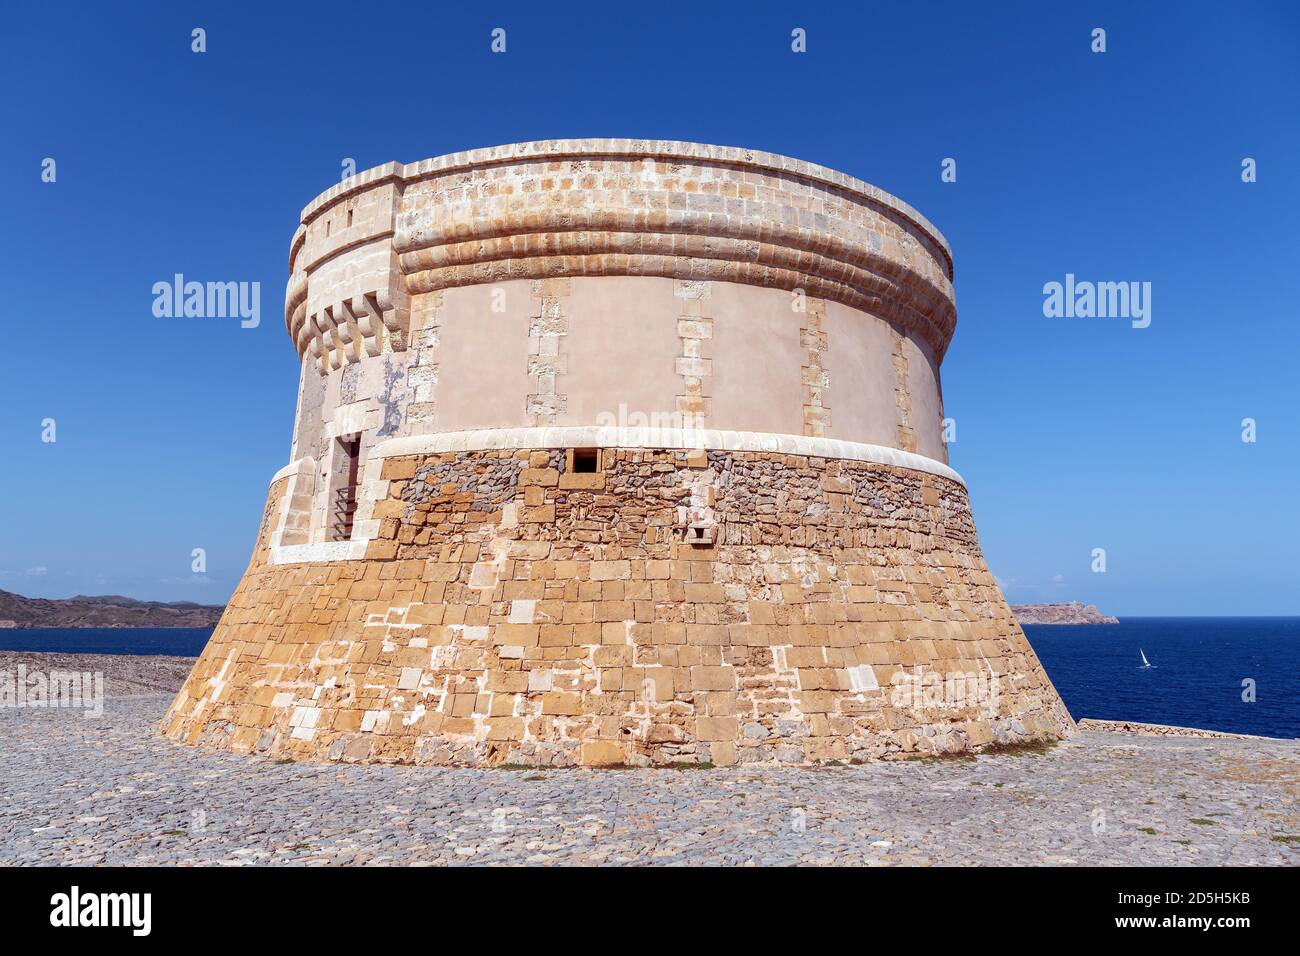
(365, 427, 964, 486)
(270, 540, 369, 565)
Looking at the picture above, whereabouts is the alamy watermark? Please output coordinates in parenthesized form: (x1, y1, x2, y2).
(1, 665, 104, 718)
(50, 886, 150, 936)
(1043, 274, 1151, 328)
(152, 274, 260, 328)
(593, 403, 706, 446)
(890, 665, 1001, 719)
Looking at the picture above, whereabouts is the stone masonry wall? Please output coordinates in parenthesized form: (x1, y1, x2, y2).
(162, 449, 1074, 767)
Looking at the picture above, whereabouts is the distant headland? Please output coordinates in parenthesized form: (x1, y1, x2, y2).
(1011, 602, 1119, 625)
(0, 589, 224, 629)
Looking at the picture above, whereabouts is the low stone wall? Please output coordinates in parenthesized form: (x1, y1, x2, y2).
(162, 448, 1074, 766)
(1079, 718, 1284, 740)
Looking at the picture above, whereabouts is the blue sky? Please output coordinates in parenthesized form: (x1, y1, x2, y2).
(2, 1, 1297, 614)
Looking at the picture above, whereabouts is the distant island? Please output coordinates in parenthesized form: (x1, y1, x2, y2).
(0, 588, 224, 629)
(1011, 602, 1119, 625)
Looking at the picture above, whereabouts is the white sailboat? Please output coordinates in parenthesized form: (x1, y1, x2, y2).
(1139, 648, 1151, 668)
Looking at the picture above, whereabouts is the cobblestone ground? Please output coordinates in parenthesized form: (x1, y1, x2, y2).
(2, 695, 1296, 866)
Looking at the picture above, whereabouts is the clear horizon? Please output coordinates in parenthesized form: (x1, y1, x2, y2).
(3, 1, 1297, 615)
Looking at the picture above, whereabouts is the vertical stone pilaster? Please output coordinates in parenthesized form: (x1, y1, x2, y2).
(674, 280, 712, 429)
(800, 297, 830, 437)
(891, 326, 917, 453)
(289, 361, 309, 461)
(936, 373, 949, 464)
(527, 279, 570, 425)
(269, 459, 317, 548)
(407, 291, 442, 428)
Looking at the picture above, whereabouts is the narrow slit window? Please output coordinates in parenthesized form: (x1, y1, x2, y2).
(346, 208, 354, 227)
(329, 435, 361, 541)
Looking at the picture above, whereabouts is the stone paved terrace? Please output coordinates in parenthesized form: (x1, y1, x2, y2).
(1, 655, 1296, 865)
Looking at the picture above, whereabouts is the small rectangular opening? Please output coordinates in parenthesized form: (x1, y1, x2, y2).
(347, 208, 353, 227)
(328, 434, 361, 541)
(572, 448, 600, 473)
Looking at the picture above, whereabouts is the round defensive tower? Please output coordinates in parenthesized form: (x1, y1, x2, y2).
(163, 140, 1074, 766)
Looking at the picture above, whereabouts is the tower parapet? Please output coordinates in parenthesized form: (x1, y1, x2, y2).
(164, 141, 1073, 767)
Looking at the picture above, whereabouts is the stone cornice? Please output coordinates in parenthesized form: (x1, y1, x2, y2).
(286, 140, 958, 362)
(302, 141, 951, 268)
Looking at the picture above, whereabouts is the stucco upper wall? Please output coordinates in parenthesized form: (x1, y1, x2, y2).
(284, 140, 958, 377)
(288, 275, 949, 469)
(282, 140, 958, 469)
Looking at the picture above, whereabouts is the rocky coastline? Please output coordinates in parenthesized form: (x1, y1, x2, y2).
(0, 589, 223, 629)
(1012, 602, 1119, 625)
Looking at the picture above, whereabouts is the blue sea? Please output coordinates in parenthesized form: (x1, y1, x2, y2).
(1024, 617, 1299, 740)
(0, 627, 213, 657)
(3, 618, 1297, 739)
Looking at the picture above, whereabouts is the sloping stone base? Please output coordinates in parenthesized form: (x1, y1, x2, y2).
(162, 448, 1074, 766)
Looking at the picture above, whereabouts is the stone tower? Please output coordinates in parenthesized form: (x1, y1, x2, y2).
(163, 140, 1074, 766)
